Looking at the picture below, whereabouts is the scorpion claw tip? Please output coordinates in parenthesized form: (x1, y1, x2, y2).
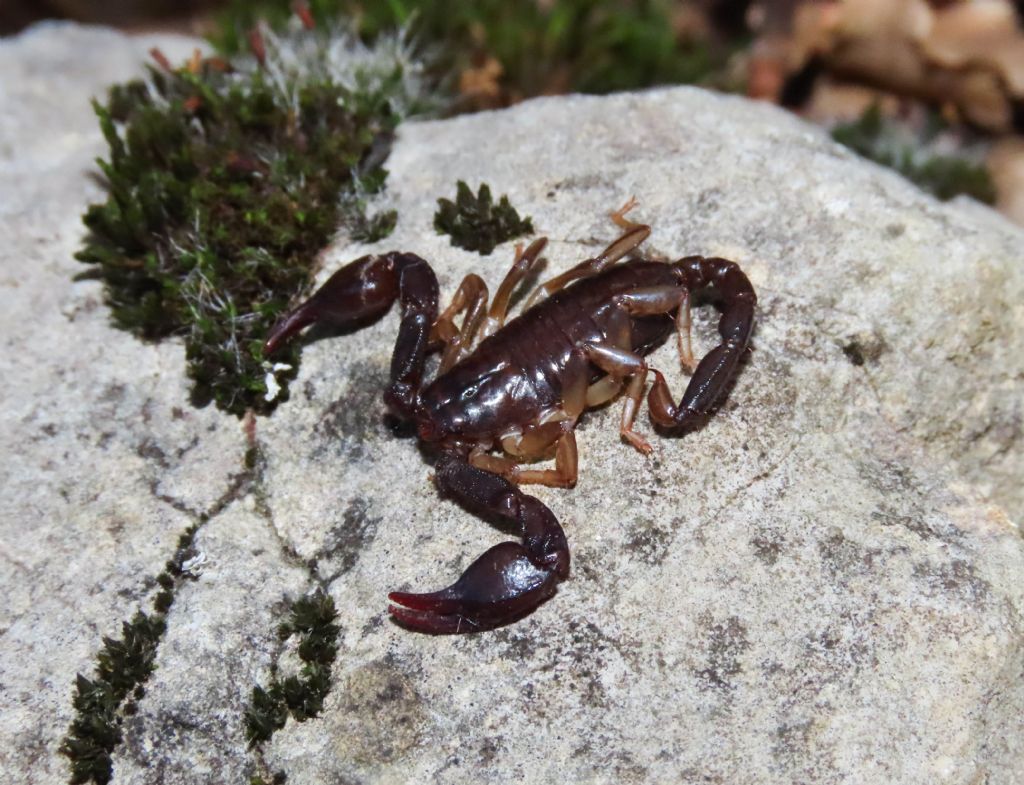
(386, 542, 563, 635)
(387, 602, 474, 635)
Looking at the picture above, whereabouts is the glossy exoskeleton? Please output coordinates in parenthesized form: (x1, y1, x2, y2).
(264, 201, 756, 634)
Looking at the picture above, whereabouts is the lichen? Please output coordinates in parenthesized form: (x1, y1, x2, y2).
(78, 21, 430, 416)
(60, 523, 202, 785)
(434, 180, 533, 254)
(244, 589, 341, 747)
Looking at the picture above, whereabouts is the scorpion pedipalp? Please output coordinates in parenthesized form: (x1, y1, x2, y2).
(647, 256, 756, 431)
(263, 251, 439, 422)
(388, 542, 560, 634)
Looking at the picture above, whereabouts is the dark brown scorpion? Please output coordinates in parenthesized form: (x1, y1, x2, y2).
(264, 200, 756, 634)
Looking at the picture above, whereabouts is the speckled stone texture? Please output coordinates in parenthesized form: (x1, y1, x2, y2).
(1, 23, 1023, 785)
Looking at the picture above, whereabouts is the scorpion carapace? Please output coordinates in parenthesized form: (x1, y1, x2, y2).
(265, 200, 756, 634)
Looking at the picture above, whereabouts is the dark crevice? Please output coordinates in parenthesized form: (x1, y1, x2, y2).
(241, 441, 344, 761)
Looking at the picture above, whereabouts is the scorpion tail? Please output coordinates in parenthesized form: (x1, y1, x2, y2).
(387, 455, 569, 634)
(648, 256, 756, 431)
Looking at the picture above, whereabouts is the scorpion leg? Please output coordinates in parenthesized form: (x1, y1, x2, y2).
(470, 423, 578, 488)
(675, 288, 698, 372)
(516, 432, 578, 486)
(523, 199, 650, 309)
(580, 288, 688, 453)
(586, 376, 623, 407)
(263, 252, 439, 423)
(504, 429, 579, 488)
(388, 454, 570, 634)
(433, 274, 489, 373)
(648, 256, 756, 431)
(480, 237, 547, 339)
(581, 341, 654, 454)
(580, 307, 633, 408)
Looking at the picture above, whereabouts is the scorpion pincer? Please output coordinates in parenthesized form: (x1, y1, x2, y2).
(264, 200, 756, 634)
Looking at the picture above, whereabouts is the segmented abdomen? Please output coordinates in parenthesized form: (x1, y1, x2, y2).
(425, 261, 677, 438)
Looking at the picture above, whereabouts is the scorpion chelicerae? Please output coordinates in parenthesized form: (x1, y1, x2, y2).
(264, 200, 756, 634)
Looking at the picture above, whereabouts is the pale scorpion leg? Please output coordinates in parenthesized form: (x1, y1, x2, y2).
(468, 446, 518, 478)
(523, 198, 650, 309)
(388, 453, 570, 634)
(479, 237, 547, 340)
(648, 256, 757, 431)
(675, 287, 698, 372)
(435, 238, 547, 372)
(433, 237, 545, 370)
(432, 274, 489, 373)
(469, 422, 579, 489)
(582, 302, 634, 408)
(508, 431, 578, 488)
(580, 341, 654, 454)
(582, 288, 688, 453)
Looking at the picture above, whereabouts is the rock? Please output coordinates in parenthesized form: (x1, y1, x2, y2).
(1, 22, 1023, 785)
(0, 22, 246, 785)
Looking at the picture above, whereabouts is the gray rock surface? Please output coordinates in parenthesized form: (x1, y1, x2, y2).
(1, 22, 1023, 785)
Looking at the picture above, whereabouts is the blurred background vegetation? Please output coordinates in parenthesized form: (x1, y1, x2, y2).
(3, 0, 1023, 222)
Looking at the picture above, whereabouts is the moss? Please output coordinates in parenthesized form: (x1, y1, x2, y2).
(832, 104, 996, 204)
(250, 774, 288, 785)
(244, 684, 289, 745)
(244, 589, 341, 747)
(61, 615, 163, 783)
(60, 524, 203, 784)
(79, 23, 428, 417)
(434, 181, 533, 254)
(350, 207, 398, 244)
(153, 590, 174, 614)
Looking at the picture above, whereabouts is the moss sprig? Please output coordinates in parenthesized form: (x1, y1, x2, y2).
(244, 589, 341, 747)
(60, 523, 202, 784)
(79, 23, 430, 416)
(434, 180, 533, 254)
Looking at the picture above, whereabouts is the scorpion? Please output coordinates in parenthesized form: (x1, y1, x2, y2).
(264, 200, 756, 634)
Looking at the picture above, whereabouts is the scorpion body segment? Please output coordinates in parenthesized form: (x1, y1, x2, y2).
(265, 203, 756, 634)
(417, 261, 679, 444)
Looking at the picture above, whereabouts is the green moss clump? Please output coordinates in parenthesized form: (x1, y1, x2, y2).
(79, 26, 428, 416)
(244, 589, 341, 747)
(434, 181, 533, 254)
(61, 524, 204, 784)
(832, 104, 996, 204)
